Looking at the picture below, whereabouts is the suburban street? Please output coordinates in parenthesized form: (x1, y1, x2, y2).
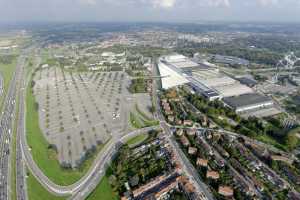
(152, 61, 214, 200)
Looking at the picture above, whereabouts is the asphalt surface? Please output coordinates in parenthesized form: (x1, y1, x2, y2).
(0, 53, 26, 200)
(20, 102, 160, 199)
(16, 63, 28, 200)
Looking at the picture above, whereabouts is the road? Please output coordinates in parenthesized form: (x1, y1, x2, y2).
(13, 52, 160, 198)
(16, 59, 28, 200)
(69, 126, 160, 200)
(0, 52, 27, 200)
(152, 60, 214, 200)
(160, 122, 214, 200)
(19, 90, 160, 200)
(14, 55, 215, 200)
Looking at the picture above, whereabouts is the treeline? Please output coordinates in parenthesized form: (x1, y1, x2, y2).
(0, 54, 17, 65)
(128, 78, 147, 93)
(186, 92, 299, 151)
(233, 35, 300, 54)
(177, 45, 282, 66)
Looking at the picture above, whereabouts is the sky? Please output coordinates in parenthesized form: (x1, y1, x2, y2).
(1, 0, 300, 23)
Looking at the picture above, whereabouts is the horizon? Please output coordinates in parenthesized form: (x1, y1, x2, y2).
(2, 0, 300, 24)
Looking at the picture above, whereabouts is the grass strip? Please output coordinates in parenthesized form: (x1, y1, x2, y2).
(86, 168, 119, 200)
(27, 169, 67, 200)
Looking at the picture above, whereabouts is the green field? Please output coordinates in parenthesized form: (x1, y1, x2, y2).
(126, 134, 148, 146)
(130, 112, 144, 129)
(27, 170, 67, 200)
(26, 81, 107, 185)
(135, 104, 153, 121)
(130, 105, 158, 129)
(86, 169, 119, 200)
(0, 55, 17, 110)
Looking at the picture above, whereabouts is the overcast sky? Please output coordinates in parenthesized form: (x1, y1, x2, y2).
(1, 0, 300, 23)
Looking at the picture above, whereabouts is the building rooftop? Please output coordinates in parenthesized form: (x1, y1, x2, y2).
(223, 93, 273, 109)
(238, 77, 257, 87)
(218, 186, 234, 197)
(206, 171, 220, 180)
(214, 83, 254, 98)
(196, 158, 208, 167)
(188, 147, 197, 155)
(158, 61, 189, 89)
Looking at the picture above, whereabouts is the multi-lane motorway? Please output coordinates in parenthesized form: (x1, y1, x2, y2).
(16, 60, 27, 200)
(0, 52, 26, 200)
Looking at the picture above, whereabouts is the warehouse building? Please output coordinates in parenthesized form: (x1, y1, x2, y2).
(192, 69, 254, 98)
(213, 54, 250, 66)
(237, 77, 258, 88)
(223, 93, 274, 113)
(158, 60, 189, 89)
(164, 54, 200, 70)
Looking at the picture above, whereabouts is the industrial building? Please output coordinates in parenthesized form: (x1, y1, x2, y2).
(237, 77, 258, 88)
(213, 54, 250, 66)
(158, 54, 254, 99)
(192, 69, 254, 98)
(164, 54, 200, 70)
(158, 54, 277, 117)
(223, 93, 274, 113)
(158, 60, 189, 89)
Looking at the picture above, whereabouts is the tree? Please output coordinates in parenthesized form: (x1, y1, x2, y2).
(286, 134, 299, 150)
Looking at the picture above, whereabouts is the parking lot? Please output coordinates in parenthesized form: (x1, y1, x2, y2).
(33, 67, 152, 167)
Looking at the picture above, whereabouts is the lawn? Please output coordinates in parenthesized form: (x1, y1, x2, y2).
(126, 134, 148, 146)
(135, 103, 153, 121)
(0, 55, 17, 110)
(86, 170, 119, 200)
(255, 134, 288, 151)
(130, 112, 144, 129)
(26, 81, 108, 185)
(130, 110, 159, 129)
(27, 170, 67, 200)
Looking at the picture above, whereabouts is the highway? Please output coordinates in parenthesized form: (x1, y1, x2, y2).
(16, 61, 28, 200)
(0, 52, 26, 200)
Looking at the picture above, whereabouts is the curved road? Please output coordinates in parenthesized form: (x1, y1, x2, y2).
(19, 82, 160, 197)
(19, 56, 211, 200)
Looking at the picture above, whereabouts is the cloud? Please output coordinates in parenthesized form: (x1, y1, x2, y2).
(257, 0, 279, 6)
(206, 0, 230, 7)
(151, 0, 177, 8)
(79, 0, 97, 5)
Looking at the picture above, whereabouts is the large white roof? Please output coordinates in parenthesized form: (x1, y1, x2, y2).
(201, 77, 237, 88)
(158, 61, 189, 89)
(214, 83, 254, 98)
(165, 54, 187, 63)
